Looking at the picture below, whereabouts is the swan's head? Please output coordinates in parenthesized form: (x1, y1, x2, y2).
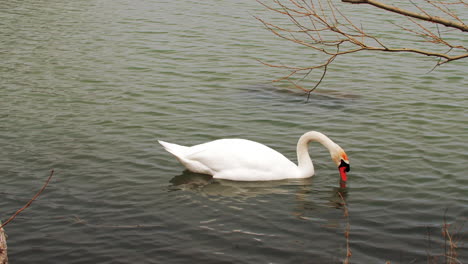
(332, 148, 350, 182)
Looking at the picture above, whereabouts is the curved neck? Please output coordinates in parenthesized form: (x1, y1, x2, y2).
(296, 131, 338, 177)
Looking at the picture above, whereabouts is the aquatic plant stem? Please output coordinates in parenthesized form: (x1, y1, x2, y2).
(338, 192, 351, 264)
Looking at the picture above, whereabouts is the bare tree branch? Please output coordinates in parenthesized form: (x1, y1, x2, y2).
(342, 0, 468, 32)
(256, 0, 467, 93)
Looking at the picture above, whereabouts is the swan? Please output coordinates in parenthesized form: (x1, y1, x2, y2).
(158, 131, 350, 182)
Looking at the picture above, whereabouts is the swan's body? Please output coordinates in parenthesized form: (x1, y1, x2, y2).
(159, 131, 350, 182)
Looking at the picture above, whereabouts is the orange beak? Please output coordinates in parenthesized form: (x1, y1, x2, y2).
(339, 166, 348, 182)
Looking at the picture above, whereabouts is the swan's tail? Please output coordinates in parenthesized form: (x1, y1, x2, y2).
(158, 140, 189, 158)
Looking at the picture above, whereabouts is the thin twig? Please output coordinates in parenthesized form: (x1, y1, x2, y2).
(69, 215, 162, 229)
(306, 64, 328, 102)
(1, 169, 55, 229)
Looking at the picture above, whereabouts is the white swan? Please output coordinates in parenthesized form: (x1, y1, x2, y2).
(159, 131, 350, 182)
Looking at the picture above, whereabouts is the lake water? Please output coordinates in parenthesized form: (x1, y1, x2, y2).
(1, 0, 467, 263)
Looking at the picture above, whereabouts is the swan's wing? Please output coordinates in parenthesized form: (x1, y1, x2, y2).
(186, 139, 298, 179)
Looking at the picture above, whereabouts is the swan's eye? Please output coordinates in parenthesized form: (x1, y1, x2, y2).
(339, 159, 350, 172)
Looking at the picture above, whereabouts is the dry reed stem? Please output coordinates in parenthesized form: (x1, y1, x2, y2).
(0, 221, 7, 264)
(0, 170, 54, 264)
(442, 210, 465, 264)
(1, 169, 55, 229)
(412, 211, 464, 264)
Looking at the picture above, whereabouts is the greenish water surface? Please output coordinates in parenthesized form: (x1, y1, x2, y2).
(1, 1, 467, 263)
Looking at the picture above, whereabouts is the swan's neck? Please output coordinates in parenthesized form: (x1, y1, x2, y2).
(296, 131, 338, 178)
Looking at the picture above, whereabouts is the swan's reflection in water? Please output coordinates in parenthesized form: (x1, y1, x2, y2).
(168, 170, 348, 216)
(169, 170, 314, 195)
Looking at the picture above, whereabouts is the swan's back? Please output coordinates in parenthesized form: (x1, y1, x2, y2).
(159, 138, 300, 181)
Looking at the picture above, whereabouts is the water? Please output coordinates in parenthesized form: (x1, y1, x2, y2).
(1, 0, 467, 263)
